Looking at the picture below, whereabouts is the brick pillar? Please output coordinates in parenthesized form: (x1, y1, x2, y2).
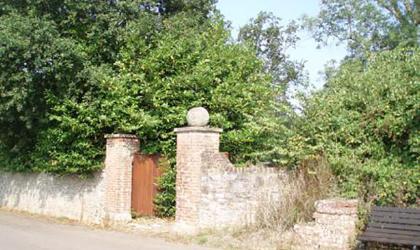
(174, 126, 222, 232)
(104, 134, 139, 223)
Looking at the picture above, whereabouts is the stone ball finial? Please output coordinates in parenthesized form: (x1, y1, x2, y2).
(187, 107, 209, 127)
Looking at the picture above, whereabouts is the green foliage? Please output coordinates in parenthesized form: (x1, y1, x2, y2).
(110, 13, 284, 163)
(0, 1, 225, 175)
(154, 158, 176, 217)
(303, 0, 419, 58)
(294, 48, 420, 206)
(0, 12, 86, 170)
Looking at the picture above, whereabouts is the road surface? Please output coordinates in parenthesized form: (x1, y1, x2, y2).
(0, 210, 211, 250)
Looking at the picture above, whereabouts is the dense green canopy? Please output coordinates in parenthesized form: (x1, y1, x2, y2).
(0, 1, 289, 176)
(298, 0, 419, 206)
(295, 48, 419, 206)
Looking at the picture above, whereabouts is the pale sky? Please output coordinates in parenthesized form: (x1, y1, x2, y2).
(216, 0, 347, 89)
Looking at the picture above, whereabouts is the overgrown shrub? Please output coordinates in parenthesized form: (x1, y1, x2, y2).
(293, 48, 420, 206)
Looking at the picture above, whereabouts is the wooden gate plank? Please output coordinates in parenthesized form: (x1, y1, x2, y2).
(131, 153, 162, 216)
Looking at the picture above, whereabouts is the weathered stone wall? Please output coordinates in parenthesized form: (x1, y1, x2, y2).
(0, 171, 106, 224)
(287, 199, 358, 250)
(199, 159, 287, 227)
(0, 134, 138, 225)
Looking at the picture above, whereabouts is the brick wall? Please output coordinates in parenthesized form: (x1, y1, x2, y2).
(0, 134, 138, 225)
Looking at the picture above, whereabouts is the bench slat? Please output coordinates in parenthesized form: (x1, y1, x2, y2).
(369, 222, 420, 232)
(372, 211, 420, 220)
(371, 215, 420, 225)
(358, 235, 419, 246)
(366, 227, 420, 237)
(361, 231, 420, 242)
(372, 207, 420, 214)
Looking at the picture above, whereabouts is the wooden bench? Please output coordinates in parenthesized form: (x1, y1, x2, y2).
(358, 206, 420, 249)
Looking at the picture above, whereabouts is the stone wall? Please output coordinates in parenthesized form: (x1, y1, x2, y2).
(0, 134, 138, 225)
(200, 159, 287, 227)
(287, 199, 358, 250)
(0, 171, 106, 224)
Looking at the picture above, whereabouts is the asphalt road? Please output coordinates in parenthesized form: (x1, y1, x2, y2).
(0, 210, 210, 250)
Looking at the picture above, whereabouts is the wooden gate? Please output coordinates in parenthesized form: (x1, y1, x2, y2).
(131, 153, 162, 216)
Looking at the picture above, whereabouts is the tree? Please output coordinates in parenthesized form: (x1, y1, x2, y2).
(41, 13, 282, 172)
(0, 13, 87, 169)
(304, 0, 419, 58)
(238, 12, 305, 97)
(0, 0, 217, 64)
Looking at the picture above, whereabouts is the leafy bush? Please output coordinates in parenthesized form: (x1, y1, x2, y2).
(294, 48, 420, 206)
(154, 158, 176, 217)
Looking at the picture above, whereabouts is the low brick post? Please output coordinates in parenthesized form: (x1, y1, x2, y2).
(104, 134, 139, 223)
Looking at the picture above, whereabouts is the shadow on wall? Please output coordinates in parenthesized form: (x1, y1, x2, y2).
(0, 171, 105, 223)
